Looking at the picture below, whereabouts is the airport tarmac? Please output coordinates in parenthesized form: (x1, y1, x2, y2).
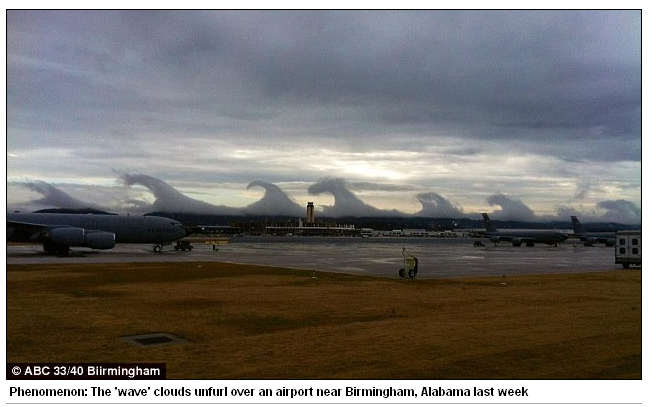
(6, 236, 622, 278)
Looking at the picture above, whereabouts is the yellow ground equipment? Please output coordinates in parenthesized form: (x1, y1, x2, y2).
(399, 247, 418, 278)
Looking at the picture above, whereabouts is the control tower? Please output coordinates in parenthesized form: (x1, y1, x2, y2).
(306, 202, 315, 224)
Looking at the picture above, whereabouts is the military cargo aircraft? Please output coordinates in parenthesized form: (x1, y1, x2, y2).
(7, 212, 189, 255)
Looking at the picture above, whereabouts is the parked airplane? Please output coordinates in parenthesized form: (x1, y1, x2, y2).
(481, 213, 568, 246)
(570, 216, 615, 246)
(7, 212, 189, 255)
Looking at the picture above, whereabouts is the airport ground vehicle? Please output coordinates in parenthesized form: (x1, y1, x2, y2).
(615, 230, 641, 269)
(399, 247, 419, 278)
(174, 240, 194, 251)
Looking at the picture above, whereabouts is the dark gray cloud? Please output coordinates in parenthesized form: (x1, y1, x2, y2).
(120, 172, 242, 215)
(487, 193, 537, 222)
(245, 180, 305, 216)
(7, 181, 99, 212)
(9, 176, 642, 226)
(6, 10, 641, 222)
(415, 192, 465, 218)
(8, 11, 640, 153)
(597, 199, 641, 225)
(555, 199, 641, 225)
(26, 180, 96, 209)
(308, 177, 406, 217)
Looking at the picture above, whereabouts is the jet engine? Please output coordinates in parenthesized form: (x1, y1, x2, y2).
(49, 227, 85, 246)
(49, 227, 115, 249)
(84, 231, 116, 249)
(511, 237, 523, 246)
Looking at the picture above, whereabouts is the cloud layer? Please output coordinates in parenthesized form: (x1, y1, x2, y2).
(8, 174, 642, 225)
(7, 11, 641, 221)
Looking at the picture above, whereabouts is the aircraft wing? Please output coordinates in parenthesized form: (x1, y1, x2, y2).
(487, 234, 544, 246)
(7, 220, 53, 242)
(493, 235, 537, 243)
(7, 219, 116, 250)
(515, 237, 539, 244)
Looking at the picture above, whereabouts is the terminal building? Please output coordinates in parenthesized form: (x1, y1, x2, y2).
(263, 202, 357, 236)
(262, 203, 463, 237)
(186, 203, 468, 238)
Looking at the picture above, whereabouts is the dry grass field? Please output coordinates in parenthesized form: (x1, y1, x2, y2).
(6, 262, 641, 379)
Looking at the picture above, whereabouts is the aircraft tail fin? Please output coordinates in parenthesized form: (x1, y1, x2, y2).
(570, 216, 586, 234)
(482, 213, 497, 232)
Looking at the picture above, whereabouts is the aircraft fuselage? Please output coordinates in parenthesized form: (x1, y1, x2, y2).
(7, 213, 188, 245)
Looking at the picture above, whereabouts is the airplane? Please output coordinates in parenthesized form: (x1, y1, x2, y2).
(570, 216, 616, 246)
(480, 213, 568, 246)
(7, 212, 189, 255)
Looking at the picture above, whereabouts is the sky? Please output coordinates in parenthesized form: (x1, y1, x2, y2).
(6, 10, 642, 223)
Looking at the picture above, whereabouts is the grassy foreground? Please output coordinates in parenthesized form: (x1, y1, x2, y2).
(7, 262, 641, 379)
